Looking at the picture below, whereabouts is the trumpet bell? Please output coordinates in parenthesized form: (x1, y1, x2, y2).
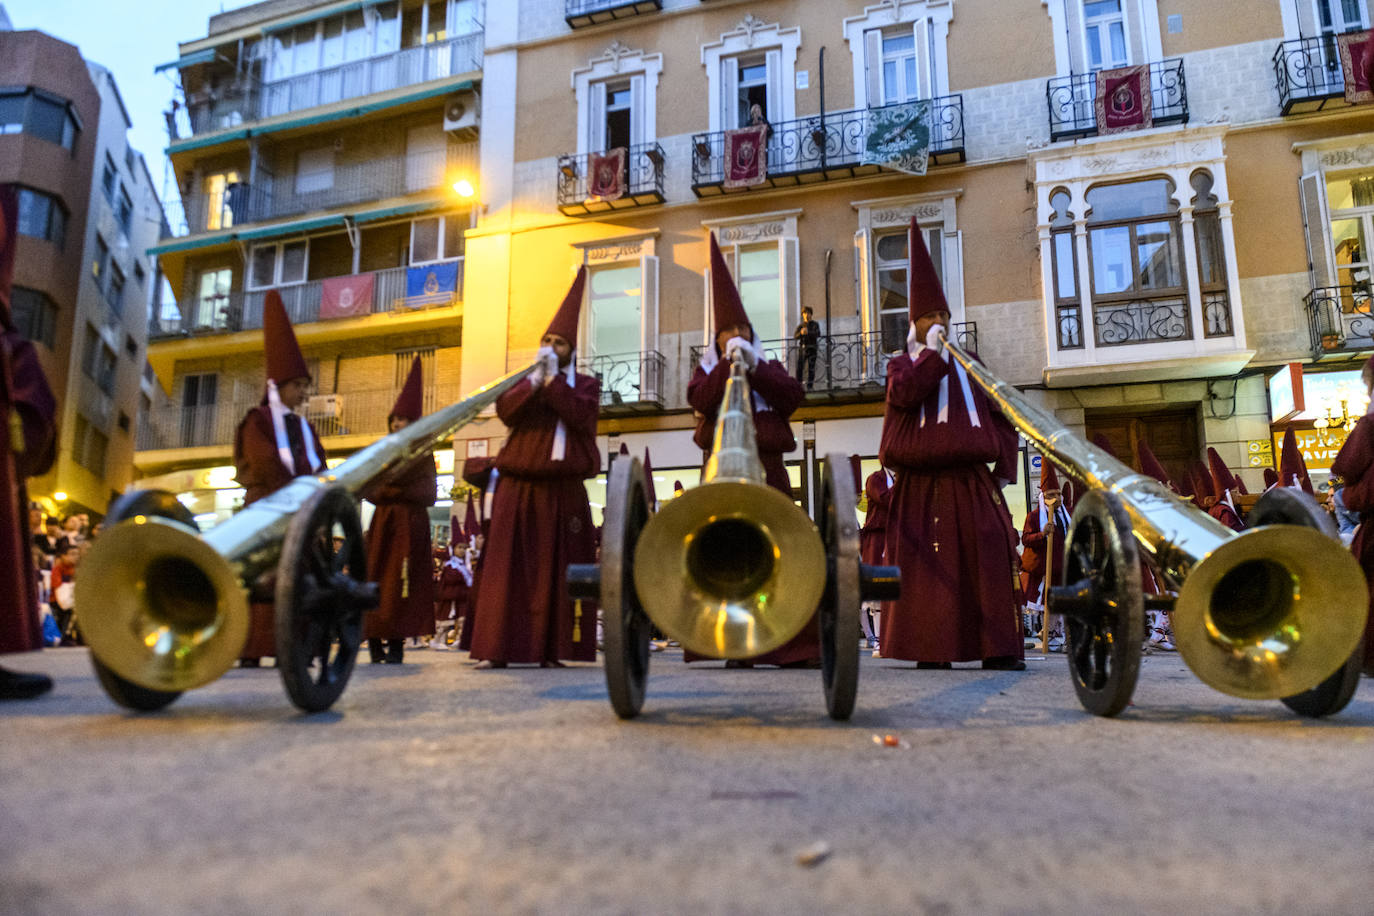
(77, 516, 251, 692)
(632, 480, 826, 659)
(1173, 525, 1368, 699)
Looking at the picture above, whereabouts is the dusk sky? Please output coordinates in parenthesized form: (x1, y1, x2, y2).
(5, 0, 257, 201)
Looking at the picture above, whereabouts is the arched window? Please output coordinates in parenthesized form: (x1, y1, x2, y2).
(1084, 177, 1187, 345)
(1049, 189, 1081, 349)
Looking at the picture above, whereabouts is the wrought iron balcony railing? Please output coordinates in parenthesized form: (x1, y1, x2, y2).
(148, 258, 463, 341)
(1273, 35, 1355, 114)
(557, 143, 666, 216)
(687, 324, 977, 399)
(137, 383, 463, 453)
(1045, 58, 1188, 142)
(1056, 291, 1233, 349)
(565, 0, 662, 29)
(690, 96, 965, 195)
(577, 350, 666, 412)
(1307, 284, 1374, 357)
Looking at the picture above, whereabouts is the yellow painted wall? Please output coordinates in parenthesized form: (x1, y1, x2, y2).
(1157, 0, 1283, 57)
(947, 0, 1057, 90)
(1225, 126, 1313, 280)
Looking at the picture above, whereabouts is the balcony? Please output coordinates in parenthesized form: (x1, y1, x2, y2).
(565, 0, 662, 29)
(690, 97, 965, 196)
(1045, 58, 1187, 142)
(176, 33, 482, 139)
(1273, 36, 1357, 114)
(557, 143, 666, 216)
(686, 324, 978, 400)
(165, 146, 471, 238)
(149, 258, 463, 341)
(578, 350, 666, 413)
(137, 383, 463, 453)
(1056, 292, 1233, 350)
(1307, 284, 1374, 358)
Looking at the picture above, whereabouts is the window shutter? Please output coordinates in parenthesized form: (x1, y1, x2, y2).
(720, 59, 738, 129)
(864, 29, 882, 107)
(913, 18, 932, 100)
(589, 81, 607, 154)
(781, 237, 799, 340)
(629, 74, 645, 149)
(1299, 172, 1335, 288)
(854, 229, 873, 336)
(641, 255, 659, 401)
(765, 49, 783, 122)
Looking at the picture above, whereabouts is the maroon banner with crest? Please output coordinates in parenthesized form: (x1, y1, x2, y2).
(319, 272, 374, 320)
(587, 147, 626, 202)
(723, 124, 769, 189)
(1095, 65, 1153, 134)
(1338, 31, 1374, 105)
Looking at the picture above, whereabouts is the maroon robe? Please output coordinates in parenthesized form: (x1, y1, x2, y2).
(363, 456, 437, 643)
(1019, 500, 1070, 609)
(879, 348, 1023, 663)
(1329, 414, 1374, 673)
(456, 457, 495, 653)
(233, 404, 327, 659)
(861, 469, 893, 567)
(435, 555, 471, 625)
(0, 330, 56, 655)
(468, 372, 600, 664)
(1207, 501, 1244, 532)
(685, 354, 819, 665)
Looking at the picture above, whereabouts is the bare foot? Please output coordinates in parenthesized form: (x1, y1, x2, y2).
(539, 660, 566, 668)
(474, 660, 507, 669)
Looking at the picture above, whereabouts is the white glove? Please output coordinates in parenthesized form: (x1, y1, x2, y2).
(528, 360, 547, 387)
(724, 336, 758, 370)
(925, 324, 945, 353)
(537, 346, 560, 385)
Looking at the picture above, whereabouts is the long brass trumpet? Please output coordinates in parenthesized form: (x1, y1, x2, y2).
(78, 363, 536, 712)
(939, 331, 1366, 713)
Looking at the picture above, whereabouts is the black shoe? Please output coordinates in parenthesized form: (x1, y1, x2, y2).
(982, 657, 1026, 671)
(724, 659, 755, 669)
(916, 661, 953, 670)
(238, 658, 261, 669)
(0, 666, 53, 699)
(386, 640, 404, 665)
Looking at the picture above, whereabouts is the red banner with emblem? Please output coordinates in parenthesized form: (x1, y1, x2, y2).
(588, 147, 626, 202)
(1095, 65, 1153, 134)
(1339, 31, 1374, 105)
(723, 124, 769, 189)
(319, 273, 374, 320)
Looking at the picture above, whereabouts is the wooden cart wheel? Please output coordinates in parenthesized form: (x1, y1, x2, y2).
(596, 457, 654, 719)
(275, 486, 378, 713)
(818, 454, 862, 721)
(1248, 488, 1364, 719)
(87, 490, 193, 711)
(1054, 489, 1144, 717)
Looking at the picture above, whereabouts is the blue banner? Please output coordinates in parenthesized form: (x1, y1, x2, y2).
(405, 261, 459, 308)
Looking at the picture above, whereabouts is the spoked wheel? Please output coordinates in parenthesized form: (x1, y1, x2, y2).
(275, 486, 378, 713)
(87, 490, 194, 712)
(1053, 489, 1144, 717)
(596, 457, 654, 719)
(1250, 488, 1364, 719)
(818, 454, 862, 721)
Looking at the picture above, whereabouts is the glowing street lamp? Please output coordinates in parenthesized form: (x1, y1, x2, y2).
(452, 178, 475, 198)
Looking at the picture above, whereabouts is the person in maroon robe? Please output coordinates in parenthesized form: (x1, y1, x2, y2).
(1206, 447, 1244, 532)
(433, 526, 472, 648)
(456, 458, 493, 652)
(879, 218, 1023, 670)
(1329, 356, 1374, 675)
(685, 234, 817, 668)
(1020, 460, 1070, 652)
(860, 462, 894, 653)
(1279, 427, 1315, 494)
(232, 291, 327, 666)
(468, 268, 601, 668)
(0, 186, 58, 699)
(362, 356, 436, 664)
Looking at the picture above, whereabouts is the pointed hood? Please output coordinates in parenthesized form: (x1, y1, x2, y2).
(643, 447, 657, 508)
(618, 442, 629, 456)
(1207, 447, 1236, 499)
(449, 513, 462, 550)
(1279, 428, 1314, 494)
(263, 290, 311, 384)
(1191, 460, 1215, 503)
(463, 494, 480, 539)
(673, 480, 685, 494)
(1039, 458, 1060, 492)
(1263, 467, 1279, 490)
(1090, 433, 1118, 459)
(390, 355, 424, 422)
(544, 265, 586, 343)
(907, 217, 948, 322)
(1234, 473, 1249, 495)
(709, 233, 751, 339)
(1136, 440, 1175, 491)
(0, 185, 16, 332)
(1061, 479, 1076, 513)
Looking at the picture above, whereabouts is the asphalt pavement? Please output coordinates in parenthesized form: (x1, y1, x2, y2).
(2, 645, 1373, 915)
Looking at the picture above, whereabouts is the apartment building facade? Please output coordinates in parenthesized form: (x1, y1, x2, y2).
(143, 0, 485, 526)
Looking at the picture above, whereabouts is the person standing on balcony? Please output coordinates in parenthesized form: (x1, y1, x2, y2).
(362, 356, 436, 665)
(468, 267, 601, 669)
(879, 218, 1024, 671)
(794, 306, 821, 390)
(0, 185, 59, 699)
(232, 291, 327, 668)
(687, 234, 817, 668)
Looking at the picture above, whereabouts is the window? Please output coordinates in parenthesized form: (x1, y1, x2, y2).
(93, 234, 109, 281)
(872, 225, 944, 354)
(880, 33, 919, 105)
(295, 148, 335, 194)
(194, 268, 233, 330)
(846, 4, 952, 108)
(1315, 0, 1370, 37)
(100, 155, 116, 205)
(573, 45, 662, 158)
(248, 240, 308, 288)
(115, 186, 133, 236)
(1083, 1, 1129, 70)
(73, 414, 108, 476)
(578, 238, 661, 405)
(1326, 171, 1374, 313)
(603, 81, 633, 151)
(203, 171, 242, 231)
(409, 216, 464, 264)
(15, 188, 66, 248)
(1049, 189, 1082, 348)
(125, 335, 138, 358)
(703, 19, 800, 133)
(263, 1, 401, 81)
(180, 373, 218, 448)
(81, 324, 117, 395)
(10, 286, 58, 348)
(0, 87, 80, 150)
(107, 263, 126, 315)
(405, 126, 447, 191)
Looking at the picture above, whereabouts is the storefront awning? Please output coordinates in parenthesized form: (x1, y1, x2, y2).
(234, 214, 346, 241)
(352, 199, 447, 224)
(154, 49, 217, 73)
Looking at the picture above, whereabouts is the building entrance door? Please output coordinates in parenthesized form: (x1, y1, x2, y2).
(1086, 407, 1199, 488)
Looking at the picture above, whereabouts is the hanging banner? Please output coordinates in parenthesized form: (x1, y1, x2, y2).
(861, 100, 932, 176)
(405, 260, 460, 308)
(1338, 30, 1374, 105)
(587, 147, 626, 202)
(723, 124, 769, 189)
(318, 272, 374, 320)
(1095, 65, 1153, 134)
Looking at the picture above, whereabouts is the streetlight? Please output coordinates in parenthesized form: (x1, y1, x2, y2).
(452, 178, 475, 198)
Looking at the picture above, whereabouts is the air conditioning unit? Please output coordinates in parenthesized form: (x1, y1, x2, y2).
(307, 393, 344, 418)
(443, 91, 480, 139)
